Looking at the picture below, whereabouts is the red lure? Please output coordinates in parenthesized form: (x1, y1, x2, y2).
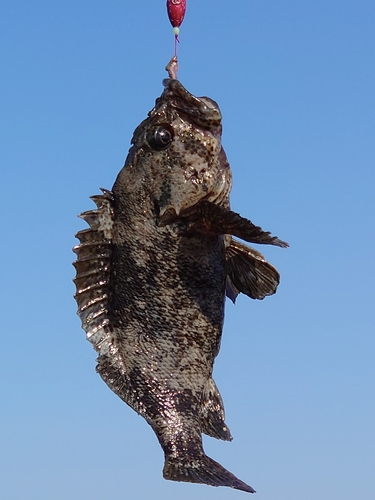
(167, 0, 186, 29)
(166, 0, 186, 70)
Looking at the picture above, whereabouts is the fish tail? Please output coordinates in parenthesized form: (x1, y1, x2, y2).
(163, 452, 255, 493)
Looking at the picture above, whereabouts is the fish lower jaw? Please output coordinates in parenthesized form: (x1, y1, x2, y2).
(158, 204, 180, 222)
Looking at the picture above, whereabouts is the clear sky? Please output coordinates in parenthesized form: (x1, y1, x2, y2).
(1, 1, 374, 499)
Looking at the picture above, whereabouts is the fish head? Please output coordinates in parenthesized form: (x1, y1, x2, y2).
(116, 79, 232, 219)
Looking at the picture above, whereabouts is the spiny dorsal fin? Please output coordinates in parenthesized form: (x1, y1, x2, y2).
(73, 189, 117, 357)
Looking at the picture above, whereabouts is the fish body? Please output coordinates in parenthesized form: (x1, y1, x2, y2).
(73, 79, 287, 494)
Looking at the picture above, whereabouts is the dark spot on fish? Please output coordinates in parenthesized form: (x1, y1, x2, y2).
(158, 179, 172, 211)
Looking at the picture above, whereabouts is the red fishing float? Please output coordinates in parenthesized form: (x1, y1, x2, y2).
(167, 0, 186, 57)
(167, 0, 186, 29)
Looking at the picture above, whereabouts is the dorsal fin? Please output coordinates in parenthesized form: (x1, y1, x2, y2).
(73, 189, 114, 352)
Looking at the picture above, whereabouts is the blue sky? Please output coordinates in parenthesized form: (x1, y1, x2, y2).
(1, 1, 374, 499)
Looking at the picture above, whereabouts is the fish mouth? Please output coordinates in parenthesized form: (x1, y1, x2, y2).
(160, 79, 222, 132)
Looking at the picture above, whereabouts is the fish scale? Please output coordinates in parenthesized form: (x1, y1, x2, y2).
(73, 78, 288, 494)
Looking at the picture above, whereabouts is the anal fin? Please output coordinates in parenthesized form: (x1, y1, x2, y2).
(201, 378, 232, 441)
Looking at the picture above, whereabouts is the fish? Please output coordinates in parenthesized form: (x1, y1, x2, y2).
(73, 77, 288, 494)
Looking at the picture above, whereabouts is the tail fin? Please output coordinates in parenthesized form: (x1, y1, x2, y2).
(163, 453, 255, 493)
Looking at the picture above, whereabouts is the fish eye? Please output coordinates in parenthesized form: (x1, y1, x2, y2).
(147, 125, 174, 150)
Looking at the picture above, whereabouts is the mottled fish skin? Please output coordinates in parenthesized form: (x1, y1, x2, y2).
(73, 79, 288, 494)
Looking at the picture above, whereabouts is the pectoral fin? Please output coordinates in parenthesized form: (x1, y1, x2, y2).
(226, 238, 281, 302)
(161, 200, 288, 248)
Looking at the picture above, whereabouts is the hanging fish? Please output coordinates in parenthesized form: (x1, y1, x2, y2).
(73, 77, 287, 494)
